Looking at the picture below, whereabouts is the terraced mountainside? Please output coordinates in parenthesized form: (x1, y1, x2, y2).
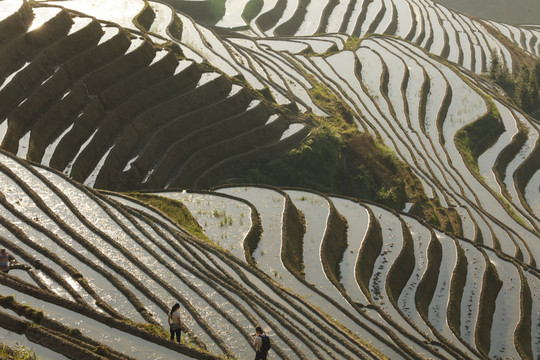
(0, 149, 539, 359)
(0, 0, 539, 359)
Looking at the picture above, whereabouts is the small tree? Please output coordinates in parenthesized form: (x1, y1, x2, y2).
(486, 53, 540, 119)
(488, 50, 515, 97)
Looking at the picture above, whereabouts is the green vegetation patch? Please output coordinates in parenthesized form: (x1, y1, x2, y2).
(455, 97, 503, 175)
(242, 0, 264, 23)
(135, 322, 170, 339)
(133, 1, 156, 32)
(126, 193, 211, 243)
(245, 79, 412, 210)
(209, 0, 227, 22)
(344, 36, 362, 51)
(0, 344, 37, 360)
(486, 51, 540, 119)
(0, 296, 44, 323)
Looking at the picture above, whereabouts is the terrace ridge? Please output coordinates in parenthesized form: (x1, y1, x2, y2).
(0, 273, 218, 359)
(142, 93, 264, 188)
(0, 1, 539, 358)
(0, 1, 33, 45)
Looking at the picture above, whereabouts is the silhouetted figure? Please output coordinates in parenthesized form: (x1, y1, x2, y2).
(168, 303, 182, 342)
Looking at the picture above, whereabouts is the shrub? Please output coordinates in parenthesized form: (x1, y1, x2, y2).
(487, 52, 540, 117)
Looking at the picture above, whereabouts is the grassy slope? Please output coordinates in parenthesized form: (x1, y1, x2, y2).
(125, 193, 211, 243)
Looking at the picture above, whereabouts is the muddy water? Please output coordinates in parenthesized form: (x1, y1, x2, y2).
(255, 49, 325, 114)
(394, 0, 413, 38)
(202, 249, 352, 359)
(148, 1, 173, 37)
(2, 166, 160, 320)
(360, 39, 457, 203)
(217, 187, 401, 359)
(36, 178, 256, 355)
(296, 0, 329, 36)
(216, 0, 251, 28)
(399, 216, 436, 337)
(367, 206, 434, 345)
(325, 0, 349, 33)
(458, 14, 490, 71)
(428, 233, 456, 331)
(179, 13, 238, 76)
(459, 241, 486, 347)
(223, 41, 266, 88)
(524, 171, 540, 217)
(373, 0, 395, 35)
(429, 233, 476, 358)
(264, 0, 299, 36)
(396, 40, 538, 262)
(504, 111, 540, 229)
(455, 206, 476, 240)
(284, 190, 332, 289)
(425, 6, 446, 54)
(122, 196, 347, 359)
(296, 37, 335, 53)
(361, 0, 383, 35)
(487, 254, 522, 360)
(525, 272, 540, 359)
(0, 210, 97, 305)
(198, 26, 239, 75)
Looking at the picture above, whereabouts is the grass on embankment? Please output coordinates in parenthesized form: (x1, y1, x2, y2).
(125, 193, 211, 243)
(455, 97, 503, 176)
(0, 343, 37, 360)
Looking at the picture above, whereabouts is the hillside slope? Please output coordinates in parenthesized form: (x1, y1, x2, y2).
(0, 0, 539, 359)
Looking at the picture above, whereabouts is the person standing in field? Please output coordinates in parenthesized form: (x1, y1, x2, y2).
(0, 248, 10, 273)
(0, 248, 30, 273)
(253, 326, 271, 360)
(168, 303, 182, 342)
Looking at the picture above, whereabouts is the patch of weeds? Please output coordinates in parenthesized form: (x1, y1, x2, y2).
(0, 343, 37, 360)
(344, 36, 362, 51)
(125, 193, 211, 243)
(94, 346, 109, 356)
(136, 323, 169, 338)
(214, 210, 233, 227)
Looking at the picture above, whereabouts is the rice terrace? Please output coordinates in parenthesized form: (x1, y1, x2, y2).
(0, 0, 538, 359)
